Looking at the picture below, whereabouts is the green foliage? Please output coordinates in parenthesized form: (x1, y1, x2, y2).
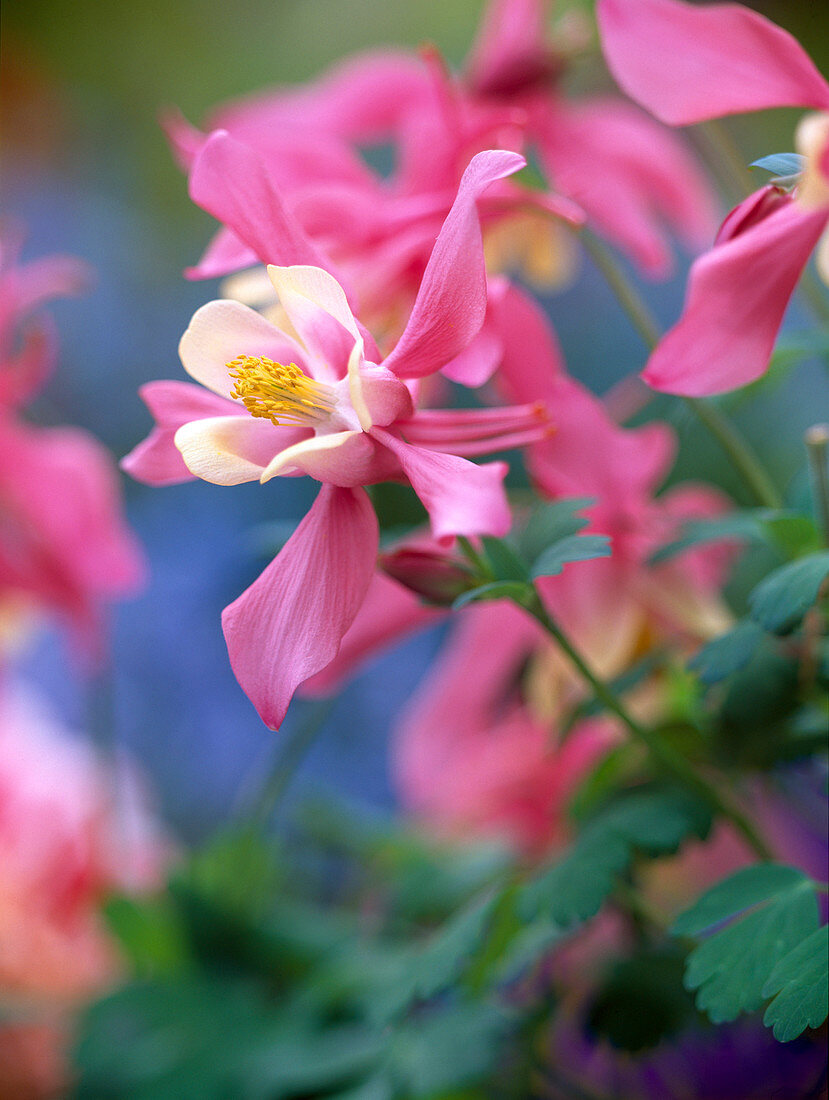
(748, 551, 829, 633)
(530, 534, 611, 579)
(586, 946, 697, 1052)
(519, 789, 711, 928)
(673, 865, 827, 1037)
(688, 620, 764, 685)
(452, 499, 611, 608)
(762, 925, 829, 1042)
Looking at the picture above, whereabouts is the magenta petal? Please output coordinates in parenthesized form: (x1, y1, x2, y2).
(373, 428, 510, 541)
(189, 130, 330, 270)
(300, 571, 443, 695)
(122, 381, 240, 486)
(465, 0, 555, 97)
(643, 198, 829, 396)
(383, 149, 526, 380)
(598, 0, 829, 126)
(186, 227, 258, 281)
(222, 484, 379, 729)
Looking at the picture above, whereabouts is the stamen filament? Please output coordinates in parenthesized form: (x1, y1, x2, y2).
(227, 356, 336, 426)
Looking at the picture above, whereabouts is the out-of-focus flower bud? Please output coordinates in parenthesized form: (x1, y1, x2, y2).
(379, 546, 478, 606)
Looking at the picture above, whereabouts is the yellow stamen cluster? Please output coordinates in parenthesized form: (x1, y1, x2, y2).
(227, 355, 336, 426)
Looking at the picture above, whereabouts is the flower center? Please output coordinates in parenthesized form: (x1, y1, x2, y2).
(227, 356, 336, 426)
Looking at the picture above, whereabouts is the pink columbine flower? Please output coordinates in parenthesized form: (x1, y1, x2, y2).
(170, 0, 715, 311)
(597, 0, 829, 395)
(0, 413, 145, 659)
(303, 283, 734, 711)
(124, 151, 553, 729)
(0, 229, 90, 410)
(0, 680, 165, 1098)
(392, 597, 618, 855)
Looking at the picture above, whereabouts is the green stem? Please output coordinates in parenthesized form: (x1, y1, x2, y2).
(806, 424, 829, 545)
(245, 698, 335, 830)
(685, 398, 782, 509)
(581, 228, 782, 510)
(521, 590, 773, 860)
(581, 229, 662, 350)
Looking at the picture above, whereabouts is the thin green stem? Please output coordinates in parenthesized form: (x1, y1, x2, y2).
(581, 228, 782, 510)
(521, 590, 773, 860)
(245, 698, 335, 830)
(685, 398, 782, 509)
(457, 535, 493, 579)
(806, 424, 829, 546)
(581, 229, 662, 350)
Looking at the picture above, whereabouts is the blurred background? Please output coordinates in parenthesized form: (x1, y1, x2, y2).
(2, 0, 828, 841)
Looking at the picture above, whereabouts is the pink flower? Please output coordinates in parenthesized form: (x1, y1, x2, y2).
(171, 0, 714, 306)
(0, 229, 90, 410)
(0, 680, 165, 1097)
(597, 0, 829, 394)
(125, 152, 552, 729)
(393, 598, 617, 855)
(0, 413, 144, 658)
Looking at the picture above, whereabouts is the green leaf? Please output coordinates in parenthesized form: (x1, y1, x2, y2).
(649, 512, 768, 565)
(520, 789, 711, 927)
(517, 497, 594, 564)
(748, 551, 829, 633)
(762, 924, 829, 1041)
(688, 620, 764, 685)
(480, 536, 530, 581)
(673, 864, 820, 1025)
(530, 534, 611, 579)
(452, 581, 530, 610)
(103, 894, 192, 979)
(749, 153, 804, 180)
(761, 514, 821, 558)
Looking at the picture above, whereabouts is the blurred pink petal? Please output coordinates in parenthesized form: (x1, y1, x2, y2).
(642, 190, 829, 395)
(538, 98, 718, 275)
(222, 484, 378, 729)
(597, 0, 829, 125)
(0, 416, 144, 656)
(189, 130, 331, 272)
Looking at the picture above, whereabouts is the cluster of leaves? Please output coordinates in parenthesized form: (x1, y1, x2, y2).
(653, 506, 829, 769)
(453, 497, 611, 610)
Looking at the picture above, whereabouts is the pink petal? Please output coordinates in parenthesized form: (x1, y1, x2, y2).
(185, 227, 258, 281)
(260, 429, 396, 487)
(267, 265, 361, 380)
(383, 149, 526, 380)
(440, 313, 503, 388)
(122, 380, 240, 486)
(538, 98, 718, 277)
(397, 402, 551, 456)
(300, 570, 443, 695)
(174, 415, 299, 485)
(189, 130, 330, 270)
(210, 50, 431, 145)
(490, 281, 565, 405)
(179, 299, 308, 397)
(372, 428, 511, 541)
(222, 484, 379, 729)
(465, 0, 556, 97)
(597, 0, 829, 126)
(643, 196, 829, 395)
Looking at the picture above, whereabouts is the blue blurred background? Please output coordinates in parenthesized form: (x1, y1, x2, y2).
(2, 0, 827, 840)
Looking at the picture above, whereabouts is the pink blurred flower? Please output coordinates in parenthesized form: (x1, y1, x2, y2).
(170, 0, 715, 315)
(0, 680, 165, 1098)
(0, 413, 145, 659)
(393, 597, 618, 855)
(125, 152, 553, 729)
(597, 0, 829, 394)
(0, 228, 90, 410)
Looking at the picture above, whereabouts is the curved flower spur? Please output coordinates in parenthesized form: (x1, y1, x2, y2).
(124, 150, 553, 728)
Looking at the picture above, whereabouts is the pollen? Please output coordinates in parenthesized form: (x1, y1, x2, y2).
(227, 356, 336, 426)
